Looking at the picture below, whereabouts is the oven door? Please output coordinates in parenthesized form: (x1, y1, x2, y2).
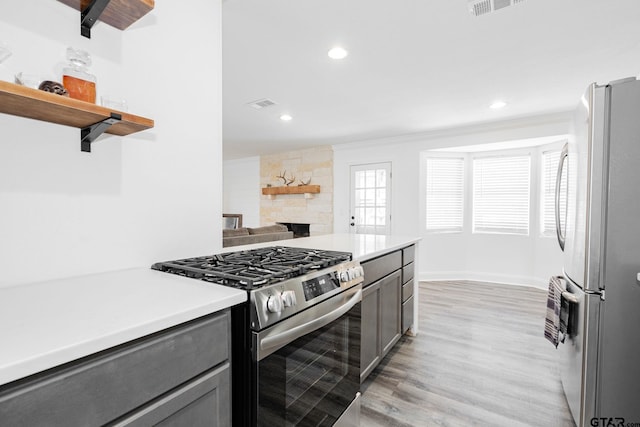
(252, 285, 361, 427)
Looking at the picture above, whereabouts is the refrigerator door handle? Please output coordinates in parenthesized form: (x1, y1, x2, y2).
(555, 143, 569, 251)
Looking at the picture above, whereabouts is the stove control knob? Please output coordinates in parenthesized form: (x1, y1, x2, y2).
(344, 267, 361, 280)
(282, 290, 297, 307)
(267, 294, 284, 313)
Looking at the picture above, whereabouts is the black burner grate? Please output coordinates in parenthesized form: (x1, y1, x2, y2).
(152, 246, 351, 289)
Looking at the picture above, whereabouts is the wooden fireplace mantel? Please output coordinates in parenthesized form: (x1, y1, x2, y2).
(262, 185, 320, 199)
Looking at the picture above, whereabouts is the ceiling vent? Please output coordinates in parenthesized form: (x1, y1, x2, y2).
(246, 98, 277, 109)
(468, 0, 524, 16)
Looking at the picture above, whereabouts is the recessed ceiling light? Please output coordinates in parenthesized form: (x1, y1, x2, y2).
(280, 114, 292, 121)
(490, 100, 507, 109)
(328, 47, 348, 60)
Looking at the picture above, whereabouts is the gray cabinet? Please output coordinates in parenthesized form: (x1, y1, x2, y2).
(379, 270, 402, 356)
(360, 270, 402, 382)
(360, 279, 382, 382)
(114, 364, 230, 426)
(360, 244, 416, 382)
(360, 248, 407, 383)
(401, 245, 416, 333)
(0, 310, 231, 426)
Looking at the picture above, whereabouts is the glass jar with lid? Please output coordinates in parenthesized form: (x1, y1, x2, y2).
(62, 47, 96, 103)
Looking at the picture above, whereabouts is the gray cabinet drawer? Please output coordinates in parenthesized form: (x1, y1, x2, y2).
(112, 363, 230, 427)
(0, 311, 229, 427)
(402, 279, 414, 302)
(402, 262, 414, 284)
(402, 245, 415, 266)
(402, 295, 414, 333)
(362, 250, 402, 287)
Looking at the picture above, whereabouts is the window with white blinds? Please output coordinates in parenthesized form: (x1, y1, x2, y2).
(541, 150, 566, 236)
(472, 155, 531, 235)
(425, 157, 464, 232)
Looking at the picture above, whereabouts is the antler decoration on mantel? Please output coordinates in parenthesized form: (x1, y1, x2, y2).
(298, 172, 312, 186)
(276, 171, 288, 185)
(275, 170, 296, 186)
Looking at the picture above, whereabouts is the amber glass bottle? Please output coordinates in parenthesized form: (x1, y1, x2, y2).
(62, 47, 96, 103)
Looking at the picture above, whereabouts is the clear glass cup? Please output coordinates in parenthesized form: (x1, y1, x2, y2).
(101, 95, 128, 112)
(14, 72, 44, 89)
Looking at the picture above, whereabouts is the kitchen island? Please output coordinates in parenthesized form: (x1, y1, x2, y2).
(231, 232, 421, 381)
(0, 233, 419, 424)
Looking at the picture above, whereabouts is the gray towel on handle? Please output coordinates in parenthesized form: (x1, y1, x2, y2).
(544, 276, 564, 348)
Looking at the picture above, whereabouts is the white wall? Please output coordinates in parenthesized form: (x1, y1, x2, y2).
(0, 0, 223, 286)
(333, 112, 572, 288)
(223, 156, 260, 227)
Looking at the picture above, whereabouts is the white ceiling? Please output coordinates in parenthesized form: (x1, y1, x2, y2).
(222, 0, 640, 159)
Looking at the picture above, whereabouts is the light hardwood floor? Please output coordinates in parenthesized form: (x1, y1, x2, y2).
(360, 280, 576, 427)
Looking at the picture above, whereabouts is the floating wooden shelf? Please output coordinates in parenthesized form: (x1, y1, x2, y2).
(58, 0, 154, 35)
(0, 81, 154, 151)
(262, 185, 320, 199)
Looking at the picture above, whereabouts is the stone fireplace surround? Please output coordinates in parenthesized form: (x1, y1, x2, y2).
(260, 146, 333, 236)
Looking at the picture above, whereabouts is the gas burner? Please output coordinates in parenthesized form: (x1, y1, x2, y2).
(152, 246, 352, 289)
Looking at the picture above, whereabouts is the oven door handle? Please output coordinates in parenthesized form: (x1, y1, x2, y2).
(260, 289, 362, 354)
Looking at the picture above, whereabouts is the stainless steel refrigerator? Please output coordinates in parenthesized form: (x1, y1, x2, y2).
(555, 77, 640, 427)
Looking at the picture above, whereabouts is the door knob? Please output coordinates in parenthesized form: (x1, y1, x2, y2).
(350, 222, 355, 226)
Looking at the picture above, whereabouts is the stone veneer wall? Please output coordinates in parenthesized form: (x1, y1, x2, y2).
(260, 146, 333, 235)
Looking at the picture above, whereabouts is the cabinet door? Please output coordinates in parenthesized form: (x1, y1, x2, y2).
(113, 363, 230, 427)
(380, 270, 402, 356)
(360, 281, 380, 383)
(402, 296, 414, 333)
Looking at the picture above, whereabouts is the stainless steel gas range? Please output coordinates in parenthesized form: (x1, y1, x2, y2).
(152, 246, 364, 427)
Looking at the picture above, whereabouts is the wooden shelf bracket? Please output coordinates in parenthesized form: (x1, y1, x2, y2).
(81, 112, 122, 152)
(81, 0, 112, 38)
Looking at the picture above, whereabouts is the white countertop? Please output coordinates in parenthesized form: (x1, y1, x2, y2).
(0, 233, 419, 387)
(222, 233, 421, 261)
(0, 268, 246, 386)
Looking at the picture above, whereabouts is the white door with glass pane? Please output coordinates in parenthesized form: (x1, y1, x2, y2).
(350, 163, 391, 235)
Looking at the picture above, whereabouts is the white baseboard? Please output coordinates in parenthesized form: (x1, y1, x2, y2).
(418, 270, 548, 290)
